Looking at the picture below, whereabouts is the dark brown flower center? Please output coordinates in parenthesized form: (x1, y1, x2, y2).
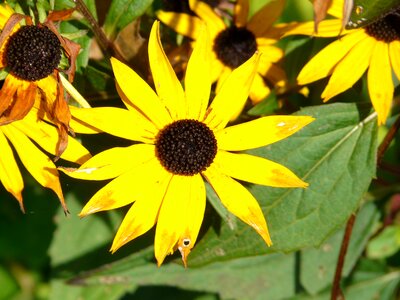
(5, 25, 61, 81)
(155, 119, 217, 176)
(365, 10, 400, 42)
(213, 26, 257, 68)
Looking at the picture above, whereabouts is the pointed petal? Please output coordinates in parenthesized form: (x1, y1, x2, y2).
(185, 24, 211, 120)
(110, 162, 172, 252)
(0, 129, 24, 209)
(2, 126, 67, 211)
(70, 107, 157, 143)
(204, 52, 260, 130)
(13, 112, 90, 164)
(368, 41, 393, 125)
(389, 40, 400, 81)
(322, 35, 375, 101)
(215, 151, 307, 188)
(189, 0, 226, 37)
(234, 0, 249, 27)
(60, 144, 155, 181)
(216, 115, 314, 151)
(111, 57, 171, 129)
(247, 0, 285, 36)
(297, 30, 366, 85)
(156, 11, 204, 40)
(81, 158, 170, 218)
(203, 164, 271, 246)
(257, 44, 284, 64)
(249, 73, 271, 104)
(155, 174, 206, 266)
(149, 21, 186, 120)
(283, 19, 351, 37)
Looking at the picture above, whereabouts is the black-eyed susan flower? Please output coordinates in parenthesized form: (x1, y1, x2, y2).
(62, 21, 313, 267)
(0, 3, 80, 156)
(284, 0, 400, 125)
(0, 104, 90, 212)
(157, 0, 288, 110)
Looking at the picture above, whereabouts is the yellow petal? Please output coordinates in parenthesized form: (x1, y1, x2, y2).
(13, 112, 91, 164)
(189, 0, 225, 37)
(110, 57, 171, 129)
(234, 0, 249, 27)
(156, 11, 204, 40)
(0, 4, 14, 29)
(368, 41, 393, 125)
(70, 107, 157, 143)
(216, 115, 314, 151)
(81, 157, 169, 216)
(155, 174, 206, 266)
(389, 40, 400, 81)
(249, 73, 271, 104)
(2, 126, 66, 211)
(247, 0, 285, 36)
(60, 144, 155, 181)
(297, 30, 366, 85)
(0, 128, 24, 209)
(203, 164, 271, 246)
(327, 0, 344, 18)
(205, 52, 260, 131)
(283, 19, 350, 37)
(215, 151, 308, 188)
(322, 35, 375, 101)
(149, 21, 186, 120)
(211, 54, 225, 82)
(257, 44, 284, 64)
(185, 24, 211, 120)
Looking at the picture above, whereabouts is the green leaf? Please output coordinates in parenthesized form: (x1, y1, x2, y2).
(0, 264, 19, 300)
(104, 0, 154, 39)
(346, 0, 400, 28)
(367, 225, 400, 259)
(69, 253, 296, 300)
(189, 103, 378, 266)
(300, 202, 380, 295)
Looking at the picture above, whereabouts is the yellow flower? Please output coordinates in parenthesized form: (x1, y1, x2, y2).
(157, 0, 288, 107)
(284, 0, 400, 125)
(0, 3, 79, 156)
(0, 106, 90, 212)
(62, 21, 313, 267)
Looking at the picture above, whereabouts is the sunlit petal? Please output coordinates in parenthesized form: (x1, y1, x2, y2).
(389, 40, 400, 81)
(297, 30, 366, 85)
(70, 107, 157, 143)
(2, 126, 66, 211)
(249, 73, 271, 104)
(283, 19, 351, 37)
(368, 41, 393, 125)
(216, 115, 314, 151)
(0, 129, 24, 208)
(322, 35, 375, 101)
(204, 52, 260, 130)
(111, 57, 171, 129)
(189, 0, 226, 36)
(203, 164, 271, 246)
(149, 21, 185, 120)
(156, 11, 204, 40)
(155, 174, 206, 266)
(185, 24, 211, 120)
(215, 151, 308, 188)
(59, 144, 155, 181)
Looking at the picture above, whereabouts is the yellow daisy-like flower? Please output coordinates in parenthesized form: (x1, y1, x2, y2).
(0, 105, 90, 212)
(0, 3, 79, 155)
(285, 0, 400, 125)
(63, 21, 313, 266)
(157, 0, 287, 106)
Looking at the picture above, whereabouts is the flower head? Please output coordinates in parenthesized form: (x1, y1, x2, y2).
(285, 0, 400, 125)
(157, 0, 288, 109)
(63, 21, 313, 266)
(0, 3, 80, 156)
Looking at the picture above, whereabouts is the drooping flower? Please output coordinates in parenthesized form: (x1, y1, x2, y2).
(62, 21, 313, 266)
(0, 3, 80, 156)
(157, 0, 288, 109)
(0, 104, 90, 212)
(284, 0, 400, 125)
